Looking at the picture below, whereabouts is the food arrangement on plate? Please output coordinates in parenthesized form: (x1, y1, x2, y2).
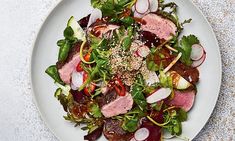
(45, 0, 206, 140)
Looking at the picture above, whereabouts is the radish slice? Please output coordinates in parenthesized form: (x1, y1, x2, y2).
(130, 138, 137, 141)
(132, 5, 136, 12)
(146, 88, 172, 103)
(134, 11, 144, 18)
(87, 8, 102, 27)
(149, 0, 159, 12)
(191, 53, 206, 68)
(101, 86, 109, 94)
(134, 9, 150, 18)
(135, 0, 150, 14)
(137, 45, 150, 57)
(167, 71, 191, 90)
(134, 128, 150, 141)
(163, 52, 182, 73)
(71, 71, 83, 88)
(71, 83, 78, 90)
(144, 71, 160, 86)
(190, 44, 204, 60)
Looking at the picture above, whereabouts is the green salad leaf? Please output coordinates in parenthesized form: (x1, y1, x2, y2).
(151, 101, 164, 111)
(54, 88, 73, 112)
(178, 35, 199, 66)
(79, 38, 111, 91)
(64, 26, 74, 39)
(121, 107, 145, 132)
(122, 117, 138, 132)
(90, 103, 102, 118)
(159, 71, 173, 88)
(163, 108, 188, 136)
(121, 36, 132, 51)
(57, 20, 79, 61)
(147, 59, 160, 71)
(177, 108, 188, 122)
(120, 17, 135, 27)
(91, 0, 135, 17)
(58, 40, 71, 61)
(131, 74, 147, 111)
(45, 65, 64, 84)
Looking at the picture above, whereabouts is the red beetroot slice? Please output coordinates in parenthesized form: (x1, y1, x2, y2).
(168, 90, 196, 112)
(190, 44, 204, 61)
(191, 52, 206, 68)
(135, 0, 150, 14)
(141, 121, 162, 141)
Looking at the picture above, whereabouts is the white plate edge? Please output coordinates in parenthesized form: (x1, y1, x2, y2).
(29, 0, 223, 140)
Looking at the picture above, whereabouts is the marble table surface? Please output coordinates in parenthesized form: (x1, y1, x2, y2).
(0, 0, 234, 141)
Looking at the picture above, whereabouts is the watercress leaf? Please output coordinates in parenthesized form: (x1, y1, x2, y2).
(109, 17, 119, 23)
(131, 74, 147, 111)
(91, 0, 133, 17)
(144, 85, 158, 94)
(90, 103, 102, 118)
(45, 65, 64, 84)
(91, 88, 102, 99)
(98, 39, 109, 50)
(147, 60, 159, 71)
(177, 108, 187, 122)
(127, 26, 134, 36)
(122, 117, 138, 132)
(159, 71, 173, 88)
(151, 101, 164, 111)
(121, 17, 135, 27)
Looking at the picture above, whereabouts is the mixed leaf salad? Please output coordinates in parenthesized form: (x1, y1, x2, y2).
(46, 0, 206, 141)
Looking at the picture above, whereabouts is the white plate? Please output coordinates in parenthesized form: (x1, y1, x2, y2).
(30, 0, 222, 140)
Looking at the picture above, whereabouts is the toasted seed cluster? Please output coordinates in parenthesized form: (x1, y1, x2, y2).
(109, 40, 146, 86)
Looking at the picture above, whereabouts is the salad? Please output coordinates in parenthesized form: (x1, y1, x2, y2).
(45, 0, 206, 141)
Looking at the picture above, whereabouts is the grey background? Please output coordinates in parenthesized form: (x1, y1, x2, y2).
(0, 0, 234, 141)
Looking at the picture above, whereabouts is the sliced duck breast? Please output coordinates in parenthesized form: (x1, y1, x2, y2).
(168, 90, 196, 112)
(58, 53, 81, 84)
(141, 14, 177, 40)
(101, 93, 133, 118)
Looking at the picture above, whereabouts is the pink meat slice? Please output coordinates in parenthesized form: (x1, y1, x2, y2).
(58, 53, 80, 84)
(168, 90, 196, 112)
(141, 14, 177, 40)
(101, 93, 134, 118)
